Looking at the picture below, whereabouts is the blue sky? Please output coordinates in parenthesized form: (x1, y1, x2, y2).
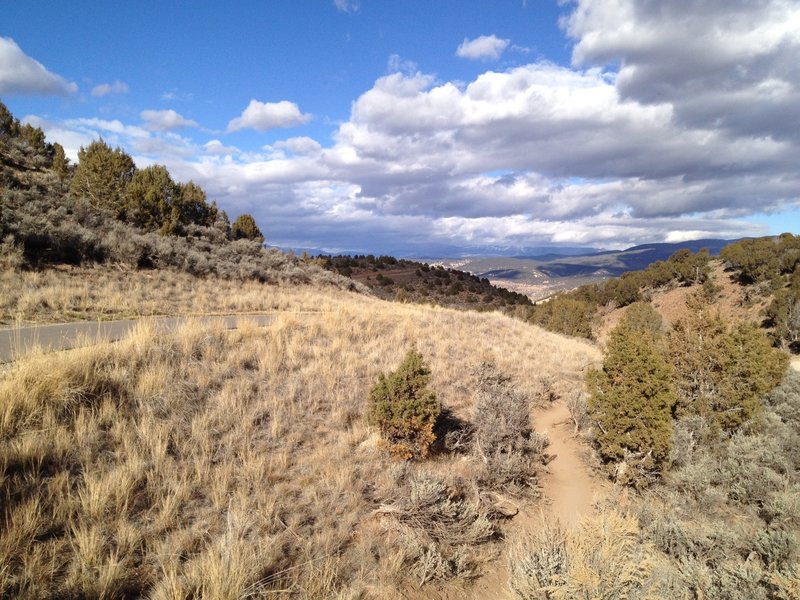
(2, 1, 800, 255)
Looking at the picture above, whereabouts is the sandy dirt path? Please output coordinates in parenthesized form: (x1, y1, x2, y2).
(534, 400, 606, 526)
(408, 400, 607, 600)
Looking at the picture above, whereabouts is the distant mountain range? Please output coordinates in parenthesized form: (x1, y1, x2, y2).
(529, 239, 738, 278)
(437, 239, 742, 297)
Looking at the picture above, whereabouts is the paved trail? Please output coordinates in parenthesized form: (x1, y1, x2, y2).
(0, 315, 274, 362)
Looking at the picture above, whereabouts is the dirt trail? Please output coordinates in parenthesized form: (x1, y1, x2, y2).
(410, 400, 607, 600)
(534, 400, 606, 527)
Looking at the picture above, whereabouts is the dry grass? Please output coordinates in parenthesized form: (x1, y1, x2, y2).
(0, 281, 600, 598)
(0, 265, 368, 325)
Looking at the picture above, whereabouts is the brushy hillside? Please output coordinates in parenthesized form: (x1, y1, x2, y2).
(315, 254, 532, 312)
(0, 100, 358, 298)
(0, 286, 600, 598)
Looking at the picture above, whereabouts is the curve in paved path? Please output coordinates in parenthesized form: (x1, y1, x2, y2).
(0, 315, 275, 363)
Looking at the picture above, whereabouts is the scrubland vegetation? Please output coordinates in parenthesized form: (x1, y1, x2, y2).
(2, 101, 799, 598)
(0, 289, 596, 598)
(316, 254, 532, 311)
(510, 368, 800, 599)
(1, 101, 354, 300)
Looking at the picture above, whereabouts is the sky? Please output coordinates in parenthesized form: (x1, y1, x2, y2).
(2, 0, 800, 256)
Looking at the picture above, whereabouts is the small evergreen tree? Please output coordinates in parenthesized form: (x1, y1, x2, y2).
(70, 138, 136, 215)
(231, 213, 264, 243)
(175, 181, 217, 228)
(124, 164, 179, 232)
(0, 100, 20, 137)
(668, 293, 788, 433)
(367, 348, 441, 460)
(51, 142, 70, 185)
(587, 311, 676, 487)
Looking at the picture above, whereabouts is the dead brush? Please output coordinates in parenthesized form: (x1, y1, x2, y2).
(472, 362, 550, 493)
(374, 470, 495, 585)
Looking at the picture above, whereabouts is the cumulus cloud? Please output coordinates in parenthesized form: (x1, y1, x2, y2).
(203, 139, 239, 156)
(91, 80, 129, 97)
(226, 99, 312, 132)
(456, 34, 511, 61)
(0, 37, 77, 95)
(141, 109, 199, 131)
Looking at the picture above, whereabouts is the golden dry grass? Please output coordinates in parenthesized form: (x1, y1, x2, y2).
(0, 265, 355, 325)
(0, 278, 600, 598)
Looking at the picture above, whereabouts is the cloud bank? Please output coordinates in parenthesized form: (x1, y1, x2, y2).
(28, 0, 800, 254)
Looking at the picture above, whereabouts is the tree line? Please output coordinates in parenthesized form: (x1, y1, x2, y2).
(1, 100, 263, 243)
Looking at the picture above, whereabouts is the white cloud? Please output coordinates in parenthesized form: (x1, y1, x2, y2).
(333, 0, 360, 13)
(203, 139, 239, 156)
(141, 109, 199, 131)
(456, 34, 511, 61)
(0, 37, 77, 95)
(274, 136, 322, 156)
(64, 117, 151, 140)
(91, 80, 129, 97)
(22, 0, 800, 254)
(226, 99, 312, 132)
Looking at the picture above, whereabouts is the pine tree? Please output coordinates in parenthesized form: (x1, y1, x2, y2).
(587, 311, 675, 487)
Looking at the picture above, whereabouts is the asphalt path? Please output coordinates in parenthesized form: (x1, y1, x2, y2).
(0, 315, 274, 363)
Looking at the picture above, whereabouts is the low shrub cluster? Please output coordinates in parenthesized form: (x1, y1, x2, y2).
(509, 510, 665, 600)
(472, 363, 550, 492)
(511, 368, 800, 598)
(367, 348, 442, 460)
(368, 355, 555, 585)
(375, 469, 496, 585)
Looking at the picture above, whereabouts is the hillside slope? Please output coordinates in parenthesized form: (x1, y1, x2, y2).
(0, 282, 601, 598)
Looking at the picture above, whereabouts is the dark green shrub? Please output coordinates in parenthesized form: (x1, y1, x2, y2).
(231, 213, 264, 242)
(367, 348, 441, 460)
(668, 294, 788, 433)
(587, 310, 676, 487)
